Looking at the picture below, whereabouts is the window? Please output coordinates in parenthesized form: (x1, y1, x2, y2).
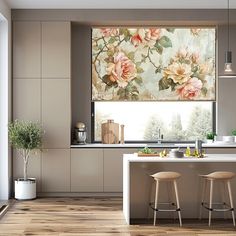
(93, 101, 214, 142)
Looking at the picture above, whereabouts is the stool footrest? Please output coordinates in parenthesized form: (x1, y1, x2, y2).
(150, 203, 180, 212)
(202, 202, 234, 212)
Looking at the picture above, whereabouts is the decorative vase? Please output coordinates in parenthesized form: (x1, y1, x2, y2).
(15, 178, 36, 200)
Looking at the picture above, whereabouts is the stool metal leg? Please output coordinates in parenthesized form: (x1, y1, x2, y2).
(199, 178, 207, 220)
(153, 180, 159, 226)
(227, 180, 235, 226)
(173, 180, 182, 227)
(209, 179, 213, 226)
(221, 181, 227, 220)
(148, 180, 155, 220)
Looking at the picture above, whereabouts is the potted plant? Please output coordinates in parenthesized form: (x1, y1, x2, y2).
(232, 130, 236, 142)
(206, 132, 216, 143)
(8, 120, 43, 200)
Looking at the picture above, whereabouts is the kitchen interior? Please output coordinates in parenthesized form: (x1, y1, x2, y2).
(1, 0, 236, 235)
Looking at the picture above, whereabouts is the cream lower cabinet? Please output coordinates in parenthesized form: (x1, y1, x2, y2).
(103, 148, 136, 192)
(71, 149, 103, 192)
(42, 149, 70, 192)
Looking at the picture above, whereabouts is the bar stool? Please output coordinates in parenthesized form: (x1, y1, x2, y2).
(150, 171, 182, 226)
(199, 171, 236, 226)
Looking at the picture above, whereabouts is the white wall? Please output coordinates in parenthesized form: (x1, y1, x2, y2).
(0, 0, 11, 200)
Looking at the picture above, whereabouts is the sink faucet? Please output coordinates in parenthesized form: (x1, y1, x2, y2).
(157, 128, 163, 144)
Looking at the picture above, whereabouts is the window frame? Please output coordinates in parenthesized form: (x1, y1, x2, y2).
(91, 101, 216, 143)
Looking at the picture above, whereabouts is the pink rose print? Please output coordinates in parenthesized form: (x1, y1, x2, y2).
(101, 28, 119, 37)
(177, 77, 203, 100)
(145, 28, 161, 42)
(106, 52, 137, 88)
(131, 34, 143, 47)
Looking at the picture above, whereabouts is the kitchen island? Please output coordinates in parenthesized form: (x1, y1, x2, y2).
(123, 154, 236, 224)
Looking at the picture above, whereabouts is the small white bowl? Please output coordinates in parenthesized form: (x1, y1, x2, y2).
(222, 136, 234, 143)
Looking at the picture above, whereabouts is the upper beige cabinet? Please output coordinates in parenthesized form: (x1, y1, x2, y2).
(42, 79, 71, 148)
(42, 22, 71, 79)
(13, 22, 41, 78)
(13, 79, 41, 122)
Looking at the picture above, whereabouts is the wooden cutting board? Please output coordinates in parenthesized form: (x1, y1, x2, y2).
(137, 152, 159, 157)
(101, 120, 119, 144)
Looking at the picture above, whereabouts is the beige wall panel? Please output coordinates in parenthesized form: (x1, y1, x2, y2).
(42, 149, 70, 192)
(104, 148, 136, 192)
(42, 79, 70, 148)
(13, 21, 41, 78)
(42, 22, 71, 78)
(71, 149, 103, 192)
(13, 150, 42, 192)
(13, 79, 41, 122)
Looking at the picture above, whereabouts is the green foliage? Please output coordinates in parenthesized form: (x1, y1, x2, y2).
(139, 146, 156, 154)
(158, 36, 172, 48)
(9, 120, 43, 180)
(232, 130, 236, 136)
(159, 78, 176, 91)
(9, 120, 43, 151)
(166, 28, 175, 33)
(102, 74, 117, 87)
(154, 42, 163, 54)
(206, 132, 216, 140)
(134, 76, 143, 85)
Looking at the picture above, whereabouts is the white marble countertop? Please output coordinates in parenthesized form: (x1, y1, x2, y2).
(71, 143, 236, 148)
(124, 153, 236, 162)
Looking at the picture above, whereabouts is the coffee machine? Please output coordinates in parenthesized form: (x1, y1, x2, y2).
(75, 122, 87, 144)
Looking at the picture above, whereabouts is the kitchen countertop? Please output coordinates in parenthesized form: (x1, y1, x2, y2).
(71, 143, 236, 148)
(123, 153, 236, 163)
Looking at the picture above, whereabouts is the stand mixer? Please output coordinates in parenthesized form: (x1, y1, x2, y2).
(75, 122, 87, 144)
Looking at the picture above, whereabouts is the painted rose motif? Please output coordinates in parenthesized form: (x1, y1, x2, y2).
(131, 33, 143, 47)
(92, 28, 215, 101)
(191, 52, 200, 64)
(106, 52, 137, 88)
(100, 28, 119, 37)
(145, 28, 161, 42)
(174, 48, 189, 61)
(177, 77, 203, 100)
(163, 62, 192, 84)
(130, 28, 162, 47)
(191, 28, 201, 36)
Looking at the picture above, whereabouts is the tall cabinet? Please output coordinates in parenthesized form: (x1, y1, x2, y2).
(13, 21, 71, 193)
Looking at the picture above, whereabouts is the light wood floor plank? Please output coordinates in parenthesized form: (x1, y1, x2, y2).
(1, 197, 236, 235)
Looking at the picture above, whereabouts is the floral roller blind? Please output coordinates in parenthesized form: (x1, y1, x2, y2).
(92, 27, 216, 101)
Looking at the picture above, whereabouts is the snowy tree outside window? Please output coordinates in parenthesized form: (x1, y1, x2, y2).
(94, 102, 213, 141)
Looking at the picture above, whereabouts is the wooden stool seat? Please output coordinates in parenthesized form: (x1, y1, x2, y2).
(200, 171, 235, 180)
(151, 171, 181, 180)
(150, 171, 182, 226)
(199, 171, 236, 226)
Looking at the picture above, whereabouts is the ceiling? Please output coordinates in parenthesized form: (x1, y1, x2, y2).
(4, 0, 236, 9)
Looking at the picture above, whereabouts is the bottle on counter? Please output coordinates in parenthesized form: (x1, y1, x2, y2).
(195, 139, 203, 157)
(120, 124, 125, 144)
(185, 146, 191, 157)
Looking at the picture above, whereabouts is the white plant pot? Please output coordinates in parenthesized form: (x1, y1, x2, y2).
(206, 139, 213, 144)
(15, 178, 36, 200)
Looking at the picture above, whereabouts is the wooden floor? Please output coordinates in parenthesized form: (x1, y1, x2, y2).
(0, 197, 236, 235)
